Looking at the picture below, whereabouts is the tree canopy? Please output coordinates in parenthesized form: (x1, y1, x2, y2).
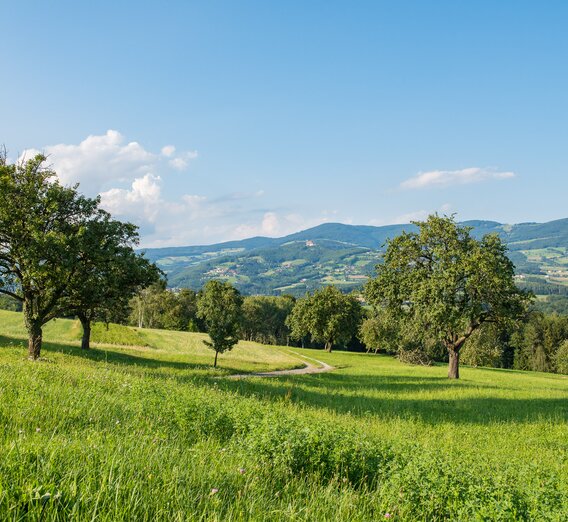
(0, 153, 99, 358)
(197, 280, 243, 367)
(287, 285, 362, 352)
(365, 214, 532, 378)
(62, 212, 161, 349)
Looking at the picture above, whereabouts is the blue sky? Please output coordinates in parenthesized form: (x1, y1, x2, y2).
(2, 1, 567, 246)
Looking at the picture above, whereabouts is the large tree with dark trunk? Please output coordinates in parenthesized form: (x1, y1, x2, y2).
(365, 214, 532, 379)
(62, 213, 161, 350)
(0, 153, 99, 359)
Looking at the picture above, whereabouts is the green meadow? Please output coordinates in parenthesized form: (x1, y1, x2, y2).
(0, 310, 567, 521)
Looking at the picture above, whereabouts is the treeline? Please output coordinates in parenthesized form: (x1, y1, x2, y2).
(122, 284, 363, 352)
(2, 154, 567, 377)
(365, 309, 568, 375)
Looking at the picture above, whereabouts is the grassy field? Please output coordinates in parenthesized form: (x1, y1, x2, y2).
(0, 310, 567, 520)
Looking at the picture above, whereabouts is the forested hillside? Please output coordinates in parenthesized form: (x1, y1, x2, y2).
(143, 219, 568, 303)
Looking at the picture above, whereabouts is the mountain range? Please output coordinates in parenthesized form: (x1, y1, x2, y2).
(142, 218, 568, 298)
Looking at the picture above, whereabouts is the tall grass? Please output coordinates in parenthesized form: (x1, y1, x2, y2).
(0, 310, 566, 520)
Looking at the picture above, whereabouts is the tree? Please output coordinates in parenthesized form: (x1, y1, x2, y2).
(556, 340, 568, 375)
(287, 286, 362, 352)
(197, 280, 243, 367)
(365, 215, 532, 379)
(62, 213, 161, 350)
(128, 285, 200, 331)
(0, 153, 99, 359)
(241, 295, 295, 345)
(510, 312, 568, 373)
(459, 323, 508, 368)
(358, 308, 399, 354)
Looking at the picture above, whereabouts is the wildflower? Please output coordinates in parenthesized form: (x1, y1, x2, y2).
(238, 468, 246, 475)
(115, 420, 120, 425)
(384, 513, 392, 519)
(210, 488, 219, 495)
(35, 427, 41, 433)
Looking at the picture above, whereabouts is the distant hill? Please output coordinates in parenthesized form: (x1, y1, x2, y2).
(142, 218, 568, 300)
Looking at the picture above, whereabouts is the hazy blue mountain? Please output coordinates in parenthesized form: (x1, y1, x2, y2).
(142, 218, 568, 298)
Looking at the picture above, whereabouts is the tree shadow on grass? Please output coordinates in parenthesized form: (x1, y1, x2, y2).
(0, 334, 212, 372)
(215, 371, 568, 425)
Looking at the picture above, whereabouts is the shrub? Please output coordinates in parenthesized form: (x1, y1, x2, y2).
(555, 340, 568, 374)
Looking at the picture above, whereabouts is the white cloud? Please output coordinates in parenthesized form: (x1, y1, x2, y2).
(369, 203, 453, 226)
(400, 167, 515, 190)
(169, 157, 189, 170)
(161, 145, 176, 157)
(20, 130, 198, 195)
(230, 212, 328, 241)
(169, 150, 198, 171)
(24, 130, 326, 247)
(100, 174, 163, 223)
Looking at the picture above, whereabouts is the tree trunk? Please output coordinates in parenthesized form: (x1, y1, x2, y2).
(27, 321, 42, 360)
(79, 315, 92, 350)
(448, 348, 460, 379)
(325, 341, 332, 353)
(23, 301, 43, 360)
(214, 350, 219, 368)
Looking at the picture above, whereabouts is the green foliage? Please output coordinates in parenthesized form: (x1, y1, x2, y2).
(555, 340, 568, 374)
(532, 295, 568, 315)
(511, 312, 568, 372)
(241, 295, 295, 344)
(287, 286, 362, 351)
(62, 212, 161, 348)
(358, 309, 399, 354)
(0, 153, 99, 358)
(460, 323, 508, 368)
(365, 214, 532, 378)
(129, 283, 200, 332)
(197, 280, 243, 366)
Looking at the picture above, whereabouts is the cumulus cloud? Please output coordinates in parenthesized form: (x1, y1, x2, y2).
(20, 130, 197, 195)
(100, 174, 163, 223)
(23, 130, 325, 247)
(400, 167, 515, 190)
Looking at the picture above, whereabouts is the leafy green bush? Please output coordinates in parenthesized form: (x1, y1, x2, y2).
(555, 340, 568, 374)
(243, 411, 398, 485)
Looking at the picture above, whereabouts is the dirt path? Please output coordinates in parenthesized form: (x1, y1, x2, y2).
(227, 351, 334, 379)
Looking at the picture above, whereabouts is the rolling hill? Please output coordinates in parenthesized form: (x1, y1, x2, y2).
(142, 218, 568, 299)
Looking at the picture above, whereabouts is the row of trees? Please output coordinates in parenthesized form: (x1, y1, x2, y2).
(458, 313, 568, 374)
(120, 216, 565, 379)
(1, 157, 563, 380)
(0, 153, 160, 358)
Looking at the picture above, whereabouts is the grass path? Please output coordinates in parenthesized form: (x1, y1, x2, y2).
(226, 350, 334, 379)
